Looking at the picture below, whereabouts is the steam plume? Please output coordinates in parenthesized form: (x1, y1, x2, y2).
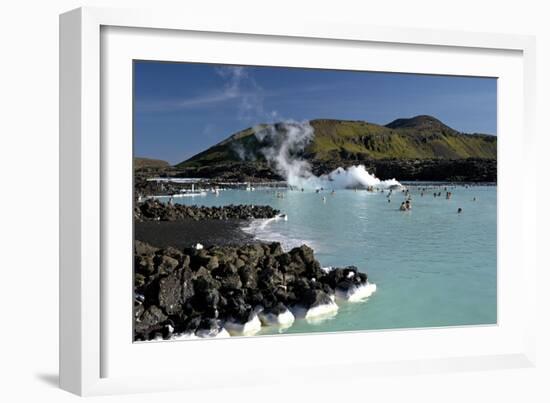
(254, 121, 401, 190)
(213, 67, 401, 189)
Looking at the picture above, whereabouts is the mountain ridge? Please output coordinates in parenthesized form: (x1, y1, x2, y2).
(385, 115, 456, 132)
(177, 115, 496, 168)
(134, 157, 170, 169)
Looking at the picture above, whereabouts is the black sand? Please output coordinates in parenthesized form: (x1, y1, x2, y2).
(134, 219, 254, 249)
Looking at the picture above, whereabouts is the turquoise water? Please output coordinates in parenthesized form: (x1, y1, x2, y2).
(167, 184, 496, 334)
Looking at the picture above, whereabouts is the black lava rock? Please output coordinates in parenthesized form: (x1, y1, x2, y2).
(134, 241, 370, 341)
(135, 199, 281, 222)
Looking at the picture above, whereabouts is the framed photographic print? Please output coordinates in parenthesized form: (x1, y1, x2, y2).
(132, 62, 498, 341)
(60, 7, 537, 396)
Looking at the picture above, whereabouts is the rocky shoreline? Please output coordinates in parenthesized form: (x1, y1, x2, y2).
(160, 158, 496, 183)
(311, 158, 497, 183)
(135, 199, 281, 222)
(134, 240, 375, 341)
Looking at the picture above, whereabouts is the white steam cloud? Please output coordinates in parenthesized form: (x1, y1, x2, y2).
(254, 121, 401, 190)
(215, 66, 274, 123)
(255, 121, 314, 183)
(232, 142, 255, 161)
(313, 165, 401, 190)
(213, 67, 401, 190)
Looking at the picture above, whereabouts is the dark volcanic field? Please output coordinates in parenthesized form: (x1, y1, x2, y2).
(135, 219, 254, 250)
(134, 200, 278, 249)
(169, 158, 497, 184)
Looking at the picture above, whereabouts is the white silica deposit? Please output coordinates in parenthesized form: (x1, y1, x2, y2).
(194, 327, 231, 339)
(292, 300, 339, 325)
(336, 282, 377, 302)
(143, 330, 231, 342)
(259, 308, 295, 329)
(224, 314, 263, 336)
(166, 328, 231, 340)
(171, 332, 200, 341)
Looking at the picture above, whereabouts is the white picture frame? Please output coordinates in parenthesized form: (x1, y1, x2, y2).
(59, 6, 537, 396)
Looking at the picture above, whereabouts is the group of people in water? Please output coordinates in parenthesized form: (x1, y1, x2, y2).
(398, 186, 469, 214)
(395, 188, 414, 211)
(274, 183, 474, 214)
(397, 186, 469, 213)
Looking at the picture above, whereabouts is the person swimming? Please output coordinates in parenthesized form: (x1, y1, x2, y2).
(457, 208, 462, 214)
(400, 202, 407, 211)
(405, 200, 412, 210)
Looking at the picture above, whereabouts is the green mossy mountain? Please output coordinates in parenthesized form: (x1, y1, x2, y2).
(177, 115, 496, 168)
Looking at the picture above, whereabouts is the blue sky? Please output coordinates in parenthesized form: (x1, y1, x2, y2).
(134, 61, 497, 164)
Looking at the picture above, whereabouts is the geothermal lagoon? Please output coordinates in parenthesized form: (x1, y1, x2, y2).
(151, 183, 496, 336)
